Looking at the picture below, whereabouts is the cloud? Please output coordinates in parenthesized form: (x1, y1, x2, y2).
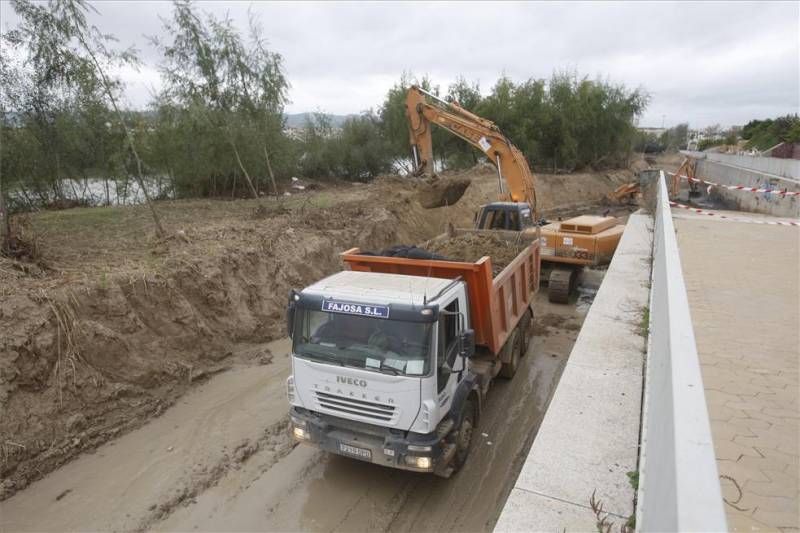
(1, 0, 797, 127)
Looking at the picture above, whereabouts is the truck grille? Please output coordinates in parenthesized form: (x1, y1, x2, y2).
(315, 391, 397, 423)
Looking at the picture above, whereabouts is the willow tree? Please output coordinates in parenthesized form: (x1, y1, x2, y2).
(152, 1, 289, 199)
(3, 0, 166, 237)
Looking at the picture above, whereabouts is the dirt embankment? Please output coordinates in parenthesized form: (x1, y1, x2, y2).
(0, 161, 644, 499)
(0, 179, 466, 499)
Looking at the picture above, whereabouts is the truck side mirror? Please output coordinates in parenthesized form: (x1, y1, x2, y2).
(287, 290, 298, 338)
(440, 361, 452, 377)
(460, 329, 475, 359)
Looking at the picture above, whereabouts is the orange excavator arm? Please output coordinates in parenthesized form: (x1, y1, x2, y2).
(405, 85, 538, 217)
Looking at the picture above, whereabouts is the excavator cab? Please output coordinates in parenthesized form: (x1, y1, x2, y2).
(475, 202, 535, 231)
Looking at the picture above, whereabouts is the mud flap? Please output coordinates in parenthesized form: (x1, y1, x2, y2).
(448, 372, 480, 426)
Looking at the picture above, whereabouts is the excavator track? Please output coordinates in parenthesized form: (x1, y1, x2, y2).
(548, 267, 578, 304)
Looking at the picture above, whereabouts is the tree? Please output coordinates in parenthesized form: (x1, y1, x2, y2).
(741, 115, 800, 150)
(3, 0, 166, 236)
(152, 1, 289, 199)
(703, 124, 722, 139)
(378, 73, 443, 172)
(659, 123, 689, 152)
(443, 77, 483, 168)
(337, 113, 392, 180)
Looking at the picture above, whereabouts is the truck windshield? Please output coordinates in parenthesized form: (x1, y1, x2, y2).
(292, 310, 432, 376)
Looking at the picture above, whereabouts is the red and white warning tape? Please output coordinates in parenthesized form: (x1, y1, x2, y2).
(669, 202, 800, 226)
(667, 172, 800, 197)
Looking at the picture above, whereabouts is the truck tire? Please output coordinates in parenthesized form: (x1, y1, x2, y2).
(452, 399, 476, 472)
(499, 329, 521, 379)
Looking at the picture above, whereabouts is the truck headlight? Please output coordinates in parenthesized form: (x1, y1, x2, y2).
(404, 455, 432, 470)
(292, 426, 310, 440)
(286, 376, 295, 403)
(290, 415, 308, 440)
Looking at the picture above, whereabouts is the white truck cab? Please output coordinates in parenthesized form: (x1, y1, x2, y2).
(286, 270, 478, 476)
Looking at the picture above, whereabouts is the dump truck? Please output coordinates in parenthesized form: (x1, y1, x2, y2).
(286, 234, 539, 477)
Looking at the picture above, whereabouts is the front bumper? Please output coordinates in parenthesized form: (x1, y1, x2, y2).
(290, 407, 448, 474)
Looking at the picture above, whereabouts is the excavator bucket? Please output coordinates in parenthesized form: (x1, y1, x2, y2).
(416, 176, 471, 208)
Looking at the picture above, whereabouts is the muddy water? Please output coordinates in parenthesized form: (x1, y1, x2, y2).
(0, 295, 588, 533)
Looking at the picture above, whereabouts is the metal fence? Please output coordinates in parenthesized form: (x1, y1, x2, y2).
(636, 171, 728, 532)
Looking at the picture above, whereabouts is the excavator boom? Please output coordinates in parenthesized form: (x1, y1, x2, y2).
(405, 86, 538, 217)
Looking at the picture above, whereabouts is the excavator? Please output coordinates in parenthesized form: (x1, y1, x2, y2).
(405, 85, 624, 303)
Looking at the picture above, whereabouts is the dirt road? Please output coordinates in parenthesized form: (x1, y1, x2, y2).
(0, 292, 588, 533)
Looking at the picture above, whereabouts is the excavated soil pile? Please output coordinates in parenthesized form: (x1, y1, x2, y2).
(424, 233, 526, 274)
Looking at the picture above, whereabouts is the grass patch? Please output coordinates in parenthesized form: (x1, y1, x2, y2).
(638, 305, 649, 338)
(626, 470, 639, 490)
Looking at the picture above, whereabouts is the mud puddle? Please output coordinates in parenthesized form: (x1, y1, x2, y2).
(1, 292, 595, 533)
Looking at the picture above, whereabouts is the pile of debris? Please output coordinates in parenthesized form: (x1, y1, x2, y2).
(424, 232, 526, 274)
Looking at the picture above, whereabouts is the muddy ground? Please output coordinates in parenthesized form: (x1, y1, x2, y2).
(0, 292, 588, 532)
(0, 159, 647, 501)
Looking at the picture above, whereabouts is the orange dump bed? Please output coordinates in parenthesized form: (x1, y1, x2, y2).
(340, 241, 539, 357)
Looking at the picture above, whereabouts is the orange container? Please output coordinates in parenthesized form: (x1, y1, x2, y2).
(340, 241, 539, 357)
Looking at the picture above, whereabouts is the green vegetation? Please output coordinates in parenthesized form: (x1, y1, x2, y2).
(1, 0, 650, 241)
(639, 305, 650, 338)
(741, 115, 800, 151)
(626, 470, 639, 490)
(298, 112, 392, 181)
(697, 137, 726, 151)
(377, 72, 649, 173)
(659, 124, 689, 152)
(633, 124, 689, 154)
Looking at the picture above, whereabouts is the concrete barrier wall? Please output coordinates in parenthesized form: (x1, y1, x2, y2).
(636, 172, 727, 531)
(683, 150, 800, 180)
(705, 152, 800, 180)
(679, 151, 800, 217)
(696, 159, 800, 217)
(495, 212, 651, 531)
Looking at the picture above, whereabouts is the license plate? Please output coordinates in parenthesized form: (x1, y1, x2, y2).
(338, 442, 372, 460)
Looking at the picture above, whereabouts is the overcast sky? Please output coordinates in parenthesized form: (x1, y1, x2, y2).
(1, 1, 798, 128)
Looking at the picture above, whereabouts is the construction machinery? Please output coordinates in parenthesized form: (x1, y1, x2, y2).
(607, 182, 641, 204)
(669, 157, 700, 198)
(405, 85, 624, 303)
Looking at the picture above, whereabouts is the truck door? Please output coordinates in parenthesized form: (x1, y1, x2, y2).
(436, 293, 468, 411)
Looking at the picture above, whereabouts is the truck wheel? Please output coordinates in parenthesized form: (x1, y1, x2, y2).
(452, 399, 476, 471)
(499, 329, 521, 379)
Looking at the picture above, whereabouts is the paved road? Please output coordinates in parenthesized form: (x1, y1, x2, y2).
(675, 211, 799, 531)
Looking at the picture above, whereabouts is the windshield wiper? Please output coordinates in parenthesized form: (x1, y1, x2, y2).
(377, 364, 401, 376)
(299, 348, 345, 366)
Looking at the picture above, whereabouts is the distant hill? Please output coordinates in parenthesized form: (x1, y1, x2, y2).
(284, 112, 356, 129)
